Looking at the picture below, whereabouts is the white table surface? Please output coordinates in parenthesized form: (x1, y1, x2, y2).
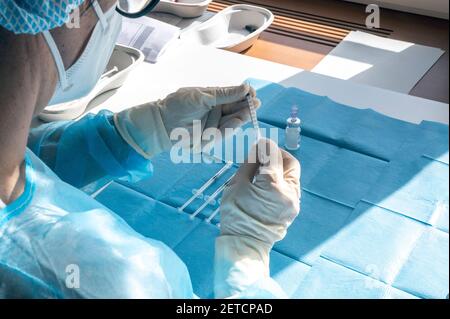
(89, 41, 449, 125)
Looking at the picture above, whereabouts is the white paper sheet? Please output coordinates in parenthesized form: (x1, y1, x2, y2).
(117, 16, 180, 63)
(312, 31, 445, 94)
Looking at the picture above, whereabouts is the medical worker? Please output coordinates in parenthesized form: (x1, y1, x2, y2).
(0, 0, 301, 298)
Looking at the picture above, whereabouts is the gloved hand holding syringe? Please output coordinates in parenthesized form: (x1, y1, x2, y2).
(214, 138, 301, 298)
(179, 85, 263, 218)
(181, 85, 278, 222)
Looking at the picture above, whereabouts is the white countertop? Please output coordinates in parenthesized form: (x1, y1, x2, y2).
(89, 41, 449, 125)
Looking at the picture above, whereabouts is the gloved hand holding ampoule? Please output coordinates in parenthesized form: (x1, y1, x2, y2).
(214, 139, 301, 298)
(114, 84, 261, 159)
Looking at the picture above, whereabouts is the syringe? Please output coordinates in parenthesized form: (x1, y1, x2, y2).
(179, 93, 260, 214)
(189, 173, 235, 220)
(247, 93, 265, 182)
(178, 160, 233, 213)
(205, 206, 221, 224)
(247, 94, 261, 142)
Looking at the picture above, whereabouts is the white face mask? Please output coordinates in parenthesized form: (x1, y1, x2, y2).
(43, 1, 122, 106)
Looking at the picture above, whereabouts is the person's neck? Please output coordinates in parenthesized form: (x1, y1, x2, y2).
(0, 162, 25, 206)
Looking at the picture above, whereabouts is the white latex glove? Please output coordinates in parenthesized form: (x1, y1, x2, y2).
(214, 139, 301, 298)
(114, 84, 260, 159)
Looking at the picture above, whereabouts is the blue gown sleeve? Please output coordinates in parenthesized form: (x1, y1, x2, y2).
(35, 208, 194, 298)
(28, 110, 153, 192)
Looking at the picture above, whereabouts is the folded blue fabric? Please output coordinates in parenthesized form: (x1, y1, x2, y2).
(301, 97, 363, 145)
(269, 250, 311, 298)
(274, 192, 353, 265)
(289, 135, 340, 187)
(390, 121, 450, 164)
(432, 200, 449, 233)
(342, 109, 419, 161)
(120, 152, 194, 201)
(173, 223, 219, 298)
(393, 228, 449, 299)
(306, 148, 388, 207)
(292, 258, 418, 299)
(95, 182, 200, 248)
(364, 156, 449, 224)
(172, 222, 312, 299)
(322, 202, 426, 284)
(420, 120, 449, 135)
(418, 121, 449, 164)
(251, 80, 449, 165)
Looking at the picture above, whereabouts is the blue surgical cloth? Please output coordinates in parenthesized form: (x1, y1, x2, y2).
(117, 79, 448, 299)
(0, 111, 285, 299)
(0, 0, 85, 35)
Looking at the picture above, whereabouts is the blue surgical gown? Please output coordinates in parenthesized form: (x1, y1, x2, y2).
(0, 110, 283, 298)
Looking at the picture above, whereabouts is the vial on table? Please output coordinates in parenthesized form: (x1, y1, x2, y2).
(285, 106, 301, 151)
